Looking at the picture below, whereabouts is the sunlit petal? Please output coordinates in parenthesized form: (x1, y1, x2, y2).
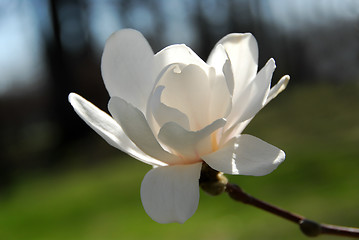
(227, 58, 276, 127)
(141, 162, 202, 223)
(68, 93, 166, 166)
(209, 33, 258, 97)
(158, 118, 226, 161)
(207, 44, 234, 95)
(149, 86, 190, 131)
(207, 67, 232, 122)
(101, 29, 154, 113)
(266, 75, 290, 105)
(108, 97, 180, 165)
(157, 64, 230, 131)
(154, 44, 209, 77)
(203, 134, 285, 176)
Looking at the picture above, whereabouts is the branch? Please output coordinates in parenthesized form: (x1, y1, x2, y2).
(225, 183, 359, 238)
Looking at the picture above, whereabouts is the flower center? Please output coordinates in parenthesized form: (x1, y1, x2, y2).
(211, 131, 219, 152)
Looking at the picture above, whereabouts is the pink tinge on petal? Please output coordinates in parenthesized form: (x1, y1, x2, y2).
(158, 118, 226, 162)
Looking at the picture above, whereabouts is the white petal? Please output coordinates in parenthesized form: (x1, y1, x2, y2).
(68, 93, 166, 167)
(222, 58, 235, 96)
(209, 33, 258, 98)
(150, 67, 231, 132)
(219, 118, 252, 146)
(158, 119, 226, 161)
(157, 64, 210, 130)
(228, 58, 276, 125)
(108, 97, 181, 165)
(265, 75, 290, 105)
(157, 64, 230, 131)
(154, 44, 209, 78)
(140, 162, 202, 224)
(203, 134, 285, 176)
(149, 86, 190, 130)
(207, 44, 227, 72)
(222, 69, 287, 141)
(101, 29, 154, 113)
(208, 67, 232, 122)
(206, 44, 234, 95)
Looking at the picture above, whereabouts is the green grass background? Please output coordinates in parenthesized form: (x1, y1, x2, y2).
(1, 83, 359, 240)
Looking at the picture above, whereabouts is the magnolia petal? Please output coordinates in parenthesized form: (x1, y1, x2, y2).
(266, 75, 290, 105)
(157, 64, 231, 131)
(149, 86, 190, 130)
(157, 64, 211, 130)
(219, 118, 252, 146)
(158, 118, 226, 161)
(145, 64, 184, 136)
(154, 44, 209, 78)
(206, 44, 234, 95)
(68, 93, 166, 167)
(223, 71, 287, 141)
(209, 33, 258, 97)
(203, 134, 285, 176)
(222, 58, 235, 96)
(140, 162, 202, 224)
(208, 67, 232, 122)
(207, 44, 227, 72)
(108, 97, 180, 165)
(228, 58, 276, 125)
(101, 29, 154, 113)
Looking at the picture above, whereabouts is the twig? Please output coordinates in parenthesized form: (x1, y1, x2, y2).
(225, 183, 359, 238)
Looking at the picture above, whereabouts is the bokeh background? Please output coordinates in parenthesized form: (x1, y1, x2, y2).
(1, 0, 359, 239)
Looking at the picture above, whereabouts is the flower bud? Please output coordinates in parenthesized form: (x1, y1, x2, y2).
(199, 162, 228, 196)
(300, 219, 322, 237)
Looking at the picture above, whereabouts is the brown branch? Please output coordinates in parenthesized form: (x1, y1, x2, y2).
(225, 183, 359, 238)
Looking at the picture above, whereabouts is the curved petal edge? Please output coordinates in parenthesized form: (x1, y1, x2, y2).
(266, 75, 290, 105)
(68, 93, 166, 166)
(140, 162, 202, 224)
(108, 96, 180, 165)
(101, 29, 155, 112)
(203, 134, 285, 176)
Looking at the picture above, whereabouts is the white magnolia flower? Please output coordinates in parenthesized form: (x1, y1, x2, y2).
(69, 29, 289, 224)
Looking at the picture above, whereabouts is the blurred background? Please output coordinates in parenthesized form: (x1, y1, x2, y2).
(0, 0, 359, 239)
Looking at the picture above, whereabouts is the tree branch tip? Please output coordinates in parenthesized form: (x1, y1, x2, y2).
(225, 182, 359, 238)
